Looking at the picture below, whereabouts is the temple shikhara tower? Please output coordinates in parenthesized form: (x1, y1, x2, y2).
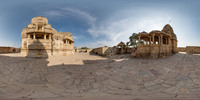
(21, 16, 74, 57)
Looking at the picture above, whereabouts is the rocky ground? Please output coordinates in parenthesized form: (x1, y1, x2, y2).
(0, 52, 200, 100)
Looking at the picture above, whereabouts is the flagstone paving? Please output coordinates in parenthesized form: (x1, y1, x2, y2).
(0, 52, 200, 100)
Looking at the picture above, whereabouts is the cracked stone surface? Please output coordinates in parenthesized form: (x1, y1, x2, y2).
(0, 52, 200, 100)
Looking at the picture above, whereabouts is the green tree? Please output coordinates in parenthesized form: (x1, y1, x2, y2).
(80, 47, 88, 49)
(128, 33, 138, 47)
(140, 40, 145, 45)
(126, 42, 130, 48)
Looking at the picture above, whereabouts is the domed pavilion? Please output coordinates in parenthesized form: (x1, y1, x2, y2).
(133, 24, 178, 58)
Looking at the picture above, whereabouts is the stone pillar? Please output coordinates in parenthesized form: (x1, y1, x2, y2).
(171, 39, 175, 53)
(33, 33, 36, 39)
(159, 34, 163, 57)
(138, 35, 141, 45)
(160, 34, 163, 45)
(165, 37, 167, 45)
(28, 34, 30, 39)
(158, 35, 160, 44)
(168, 37, 171, 45)
(44, 34, 46, 40)
(149, 36, 151, 45)
(152, 34, 155, 44)
(49, 34, 51, 40)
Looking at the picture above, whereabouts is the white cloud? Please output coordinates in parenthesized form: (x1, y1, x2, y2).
(44, 7, 172, 48)
(73, 36, 77, 39)
(87, 9, 171, 48)
(45, 10, 63, 16)
(44, 7, 200, 48)
(44, 8, 96, 26)
(86, 8, 200, 48)
(62, 8, 96, 25)
(73, 35, 86, 40)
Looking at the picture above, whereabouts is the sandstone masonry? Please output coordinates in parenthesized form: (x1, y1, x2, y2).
(21, 16, 74, 57)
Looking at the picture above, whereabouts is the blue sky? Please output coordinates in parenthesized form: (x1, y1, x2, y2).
(0, 0, 200, 48)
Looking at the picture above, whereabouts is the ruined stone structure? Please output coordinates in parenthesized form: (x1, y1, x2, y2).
(21, 16, 74, 57)
(92, 47, 109, 55)
(92, 41, 133, 56)
(78, 49, 92, 53)
(133, 24, 178, 58)
(92, 47, 117, 56)
(73, 47, 78, 52)
(117, 41, 126, 54)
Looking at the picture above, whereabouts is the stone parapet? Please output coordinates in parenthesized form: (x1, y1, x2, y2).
(186, 46, 200, 54)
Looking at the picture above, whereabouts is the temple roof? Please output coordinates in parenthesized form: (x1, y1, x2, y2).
(138, 31, 149, 36)
(31, 16, 48, 24)
(162, 24, 177, 39)
(59, 32, 74, 42)
(162, 24, 174, 34)
(117, 41, 125, 46)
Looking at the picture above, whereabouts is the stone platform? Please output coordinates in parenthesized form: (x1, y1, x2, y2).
(0, 53, 200, 100)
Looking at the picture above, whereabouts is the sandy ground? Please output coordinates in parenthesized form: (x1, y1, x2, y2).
(0, 52, 200, 100)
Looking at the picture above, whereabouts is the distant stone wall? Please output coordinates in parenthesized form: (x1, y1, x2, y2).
(178, 47, 186, 52)
(92, 47, 109, 55)
(186, 46, 200, 54)
(92, 47, 133, 56)
(78, 49, 92, 53)
(177, 46, 200, 54)
(91, 47, 118, 56)
(104, 47, 117, 56)
(0, 47, 20, 53)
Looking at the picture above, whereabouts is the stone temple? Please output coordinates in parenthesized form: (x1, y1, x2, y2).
(133, 24, 178, 58)
(21, 16, 74, 57)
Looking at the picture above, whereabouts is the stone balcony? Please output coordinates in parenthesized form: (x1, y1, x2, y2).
(26, 29, 54, 34)
(63, 36, 73, 41)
